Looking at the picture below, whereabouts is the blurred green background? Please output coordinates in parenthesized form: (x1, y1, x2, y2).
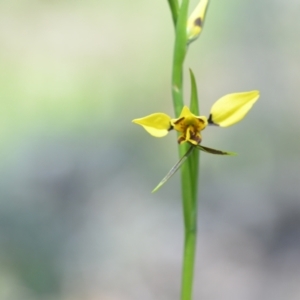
(1, 0, 300, 299)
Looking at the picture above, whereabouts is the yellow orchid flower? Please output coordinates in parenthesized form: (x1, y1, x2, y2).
(133, 106, 208, 145)
(133, 90, 259, 191)
(133, 90, 259, 149)
(186, 0, 210, 44)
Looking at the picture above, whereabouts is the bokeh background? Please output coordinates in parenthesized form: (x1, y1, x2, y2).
(1, 0, 300, 299)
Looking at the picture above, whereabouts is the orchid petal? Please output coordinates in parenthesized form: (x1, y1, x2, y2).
(208, 91, 259, 127)
(132, 113, 172, 137)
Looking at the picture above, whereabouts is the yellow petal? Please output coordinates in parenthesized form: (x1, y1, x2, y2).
(209, 91, 259, 127)
(172, 106, 193, 123)
(132, 113, 171, 137)
(179, 106, 192, 118)
(186, 0, 209, 44)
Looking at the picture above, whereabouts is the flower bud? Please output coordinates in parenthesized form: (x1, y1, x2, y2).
(186, 0, 209, 44)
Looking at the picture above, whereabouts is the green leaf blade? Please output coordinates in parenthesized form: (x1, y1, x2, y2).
(189, 68, 199, 115)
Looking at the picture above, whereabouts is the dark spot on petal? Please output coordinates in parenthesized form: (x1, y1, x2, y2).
(173, 117, 184, 125)
(190, 132, 201, 144)
(197, 118, 205, 124)
(194, 17, 202, 28)
(193, 136, 201, 144)
(208, 114, 218, 126)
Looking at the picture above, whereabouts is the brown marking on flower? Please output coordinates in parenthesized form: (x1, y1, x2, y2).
(194, 17, 202, 28)
(177, 136, 186, 144)
(168, 125, 174, 131)
(197, 118, 205, 124)
(189, 129, 202, 144)
(173, 117, 186, 132)
(208, 114, 218, 125)
(192, 134, 202, 144)
(173, 117, 184, 125)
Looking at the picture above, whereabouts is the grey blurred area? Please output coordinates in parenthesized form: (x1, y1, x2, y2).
(0, 0, 300, 299)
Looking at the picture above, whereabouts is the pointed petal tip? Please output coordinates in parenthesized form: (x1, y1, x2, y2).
(250, 89, 260, 98)
(229, 152, 238, 156)
(151, 184, 162, 193)
(132, 118, 144, 125)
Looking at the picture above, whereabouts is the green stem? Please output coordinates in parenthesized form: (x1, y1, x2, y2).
(181, 148, 199, 300)
(171, 0, 188, 117)
(180, 150, 198, 300)
(181, 226, 197, 300)
(167, 0, 179, 26)
(170, 1, 199, 299)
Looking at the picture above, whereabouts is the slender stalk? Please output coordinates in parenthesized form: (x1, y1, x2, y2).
(179, 93, 200, 300)
(171, 0, 188, 117)
(181, 227, 197, 300)
(180, 70, 200, 300)
(167, 0, 179, 26)
(170, 1, 199, 299)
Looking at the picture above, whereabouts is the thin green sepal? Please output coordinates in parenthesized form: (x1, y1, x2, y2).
(152, 145, 195, 193)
